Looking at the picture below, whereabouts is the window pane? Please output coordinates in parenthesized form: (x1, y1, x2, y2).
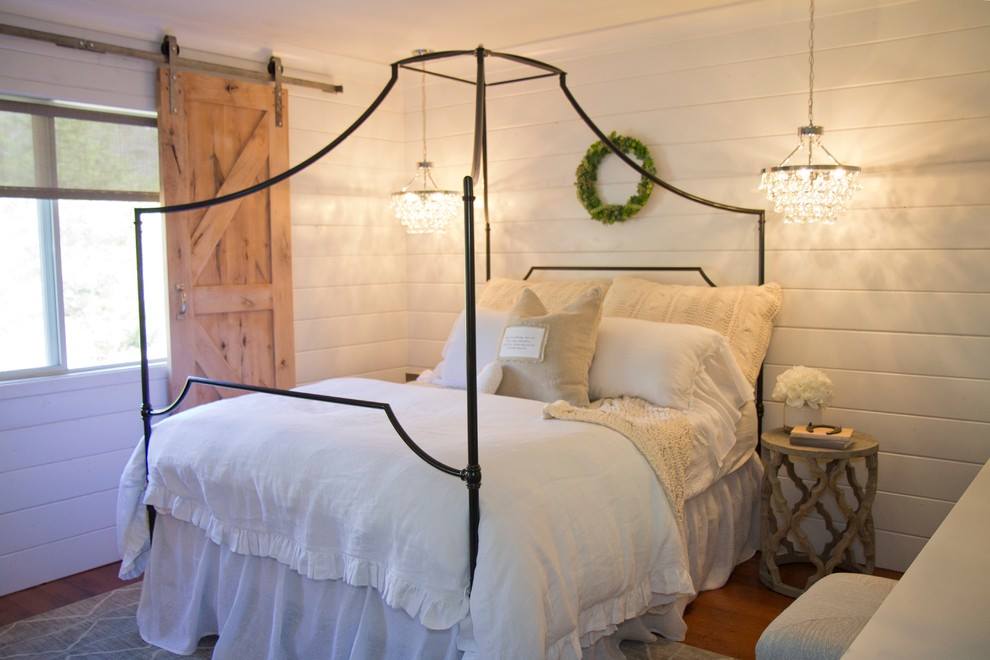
(59, 200, 166, 368)
(0, 198, 55, 372)
(0, 111, 37, 187)
(54, 118, 159, 192)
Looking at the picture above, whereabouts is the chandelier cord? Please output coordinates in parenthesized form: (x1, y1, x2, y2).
(804, 0, 817, 165)
(808, 0, 815, 129)
(421, 61, 428, 187)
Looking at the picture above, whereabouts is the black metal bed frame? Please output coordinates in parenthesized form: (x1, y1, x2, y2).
(133, 47, 765, 592)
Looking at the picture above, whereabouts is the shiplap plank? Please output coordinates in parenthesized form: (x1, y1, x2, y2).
(767, 328, 990, 379)
(291, 193, 396, 227)
(296, 340, 408, 385)
(290, 161, 405, 196)
(0, 448, 132, 514)
(0, 363, 167, 401)
(769, 205, 990, 251)
(876, 452, 982, 501)
(763, 402, 990, 465)
(777, 290, 990, 336)
(0, 43, 155, 109)
(0, 488, 117, 556)
(408, 283, 467, 314)
(408, 339, 445, 371)
(767, 249, 990, 293)
(0, 378, 168, 432)
(763, 365, 990, 424)
(0, 526, 119, 597)
(0, 411, 141, 474)
(294, 284, 407, 320)
(408, 311, 459, 341)
(292, 225, 407, 257)
(293, 256, 406, 288)
(294, 312, 408, 352)
(290, 94, 404, 141)
(290, 129, 404, 172)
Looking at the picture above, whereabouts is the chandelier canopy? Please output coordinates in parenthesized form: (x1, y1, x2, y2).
(760, 0, 861, 224)
(391, 49, 460, 234)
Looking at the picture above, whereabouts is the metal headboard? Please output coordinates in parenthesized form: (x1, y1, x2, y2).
(524, 265, 717, 287)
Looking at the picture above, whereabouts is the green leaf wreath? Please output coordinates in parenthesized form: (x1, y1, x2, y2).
(575, 132, 656, 224)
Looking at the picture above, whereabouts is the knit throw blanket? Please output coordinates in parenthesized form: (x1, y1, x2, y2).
(543, 397, 693, 531)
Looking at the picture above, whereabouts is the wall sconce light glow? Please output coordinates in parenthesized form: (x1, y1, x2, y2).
(760, 0, 861, 224)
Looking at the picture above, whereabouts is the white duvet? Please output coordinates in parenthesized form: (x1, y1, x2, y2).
(118, 378, 694, 660)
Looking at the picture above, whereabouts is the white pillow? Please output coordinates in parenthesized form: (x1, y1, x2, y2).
(418, 360, 503, 394)
(433, 308, 509, 389)
(590, 317, 755, 485)
(589, 317, 751, 411)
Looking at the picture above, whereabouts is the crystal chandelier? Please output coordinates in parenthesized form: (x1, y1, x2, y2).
(760, 0, 861, 224)
(391, 50, 460, 234)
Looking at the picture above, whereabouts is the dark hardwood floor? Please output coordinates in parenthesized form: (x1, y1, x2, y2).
(0, 556, 900, 658)
(0, 563, 139, 627)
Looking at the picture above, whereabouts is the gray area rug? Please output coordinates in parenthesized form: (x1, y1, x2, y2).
(0, 585, 731, 659)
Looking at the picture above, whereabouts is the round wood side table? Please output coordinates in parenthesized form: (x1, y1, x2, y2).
(759, 427, 879, 597)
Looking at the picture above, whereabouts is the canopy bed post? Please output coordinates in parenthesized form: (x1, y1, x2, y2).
(463, 44, 486, 588)
(133, 206, 157, 539)
(756, 210, 766, 435)
(463, 175, 482, 590)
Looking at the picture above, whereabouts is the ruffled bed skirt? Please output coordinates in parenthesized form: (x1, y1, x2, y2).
(137, 456, 761, 659)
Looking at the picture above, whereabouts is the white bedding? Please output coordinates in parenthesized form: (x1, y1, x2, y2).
(132, 455, 761, 660)
(119, 378, 695, 660)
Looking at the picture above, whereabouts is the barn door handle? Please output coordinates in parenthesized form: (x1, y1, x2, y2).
(175, 284, 188, 319)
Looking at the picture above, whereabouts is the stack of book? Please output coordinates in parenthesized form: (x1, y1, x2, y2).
(789, 425, 855, 449)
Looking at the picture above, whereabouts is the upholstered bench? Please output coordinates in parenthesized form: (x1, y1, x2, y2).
(756, 573, 897, 660)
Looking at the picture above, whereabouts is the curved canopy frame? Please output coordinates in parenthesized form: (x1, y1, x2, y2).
(133, 47, 765, 591)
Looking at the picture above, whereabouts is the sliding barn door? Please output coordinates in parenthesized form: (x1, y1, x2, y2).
(157, 68, 294, 406)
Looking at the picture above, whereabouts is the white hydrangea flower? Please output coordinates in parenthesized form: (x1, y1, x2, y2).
(771, 365, 833, 409)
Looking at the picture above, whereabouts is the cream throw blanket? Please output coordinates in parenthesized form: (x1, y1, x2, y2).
(543, 397, 693, 530)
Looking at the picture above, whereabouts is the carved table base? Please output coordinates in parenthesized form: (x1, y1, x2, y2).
(759, 429, 879, 598)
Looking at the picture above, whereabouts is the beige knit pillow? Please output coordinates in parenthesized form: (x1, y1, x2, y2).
(496, 286, 604, 406)
(602, 277, 782, 385)
(479, 277, 611, 312)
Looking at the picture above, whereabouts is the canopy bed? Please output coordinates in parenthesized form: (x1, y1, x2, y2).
(119, 47, 773, 659)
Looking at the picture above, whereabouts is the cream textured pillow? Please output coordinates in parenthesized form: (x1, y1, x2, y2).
(479, 277, 611, 312)
(602, 277, 782, 385)
(496, 286, 604, 406)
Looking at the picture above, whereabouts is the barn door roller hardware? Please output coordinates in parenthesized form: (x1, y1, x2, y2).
(162, 34, 180, 114)
(268, 56, 284, 127)
(0, 23, 343, 110)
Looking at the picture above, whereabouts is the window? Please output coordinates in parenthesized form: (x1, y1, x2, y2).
(0, 99, 166, 378)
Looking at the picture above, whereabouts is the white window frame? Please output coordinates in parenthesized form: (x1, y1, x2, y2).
(0, 98, 161, 381)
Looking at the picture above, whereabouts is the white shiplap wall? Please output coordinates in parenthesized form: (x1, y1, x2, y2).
(0, 16, 404, 594)
(403, 0, 990, 571)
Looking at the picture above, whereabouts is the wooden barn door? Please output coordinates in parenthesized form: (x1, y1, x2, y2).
(157, 69, 294, 406)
